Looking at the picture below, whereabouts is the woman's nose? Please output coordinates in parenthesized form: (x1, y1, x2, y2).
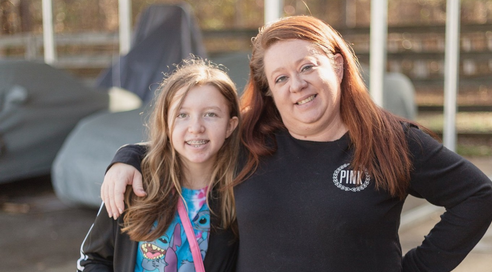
(289, 73, 308, 93)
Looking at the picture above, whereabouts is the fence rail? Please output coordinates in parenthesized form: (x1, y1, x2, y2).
(1, 24, 491, 93)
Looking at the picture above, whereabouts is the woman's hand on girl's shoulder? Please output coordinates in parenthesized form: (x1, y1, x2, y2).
(101, 163, 145, 219)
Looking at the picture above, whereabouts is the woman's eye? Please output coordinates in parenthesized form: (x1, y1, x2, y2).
(275, 75, 287, 84)
(301, 65, 313, 72)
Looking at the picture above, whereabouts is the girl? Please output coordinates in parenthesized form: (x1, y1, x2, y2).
(78, 58, 240, 272)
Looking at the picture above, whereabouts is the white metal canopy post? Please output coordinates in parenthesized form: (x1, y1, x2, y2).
(42, 0, 56, 64)
(443, 0, 461, 152)
(119, 0, 132, 54)
(264, 0, 283, 25)
(369, 0, 388, 107)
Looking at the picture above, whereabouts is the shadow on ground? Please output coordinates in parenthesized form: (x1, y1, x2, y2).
(0, 176, 98, 272)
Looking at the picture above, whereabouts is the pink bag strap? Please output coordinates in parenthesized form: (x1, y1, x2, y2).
(177, 198, 206, 272)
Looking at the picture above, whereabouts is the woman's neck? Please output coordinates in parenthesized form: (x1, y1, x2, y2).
(288, 120, 348, 142)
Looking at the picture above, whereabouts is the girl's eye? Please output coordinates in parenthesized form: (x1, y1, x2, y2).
(177, 113, 187, 118)
(275, 75, 287, 84)
(204, 112, 218, 117)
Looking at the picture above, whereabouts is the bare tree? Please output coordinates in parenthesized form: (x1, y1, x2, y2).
(19, 0, 30, 32)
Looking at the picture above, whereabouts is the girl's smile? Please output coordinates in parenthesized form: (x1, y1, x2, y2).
(169, 84, 238, 170)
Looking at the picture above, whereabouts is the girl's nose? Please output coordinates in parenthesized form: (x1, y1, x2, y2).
(289, 73, 308, 93)
(188, 118, 205, 133)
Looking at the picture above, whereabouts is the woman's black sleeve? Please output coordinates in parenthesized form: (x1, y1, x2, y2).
(107, 144, 147, 173)
(402, 127, 492, 271)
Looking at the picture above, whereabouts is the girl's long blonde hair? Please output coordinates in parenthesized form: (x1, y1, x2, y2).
(123, 58, 240, 241)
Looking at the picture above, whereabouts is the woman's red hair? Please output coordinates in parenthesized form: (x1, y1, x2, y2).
(237, 16, 422, 199)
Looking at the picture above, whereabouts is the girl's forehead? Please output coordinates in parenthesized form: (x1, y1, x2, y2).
(166, 86, 189, 113)
(170, 84, 229, 109)
(173, 85, 191, 100)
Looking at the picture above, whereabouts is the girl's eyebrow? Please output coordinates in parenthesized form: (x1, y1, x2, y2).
(203, 106, 224, 113)
(180, 105, 224, 112)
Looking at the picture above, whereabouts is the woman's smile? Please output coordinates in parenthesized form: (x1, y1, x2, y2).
(263, 39, 347, 141)
(295, 94, 317, 105)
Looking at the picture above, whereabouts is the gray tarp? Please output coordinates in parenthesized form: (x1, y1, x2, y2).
(0, 60, 108, 183)
(52, 3, 208, 207)
(52, 107, 147, 206)
(96, 3, 207, 102)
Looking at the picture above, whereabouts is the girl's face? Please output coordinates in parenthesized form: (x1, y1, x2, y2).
(168, 84, 238, 170)
(263, 39, 346, 141)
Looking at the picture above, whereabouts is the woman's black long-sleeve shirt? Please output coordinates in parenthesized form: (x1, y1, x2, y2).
(109, 126, 492, 271)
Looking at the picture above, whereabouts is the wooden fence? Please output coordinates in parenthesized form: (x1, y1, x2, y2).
(1, 23, 491, 97)
(1, 24, 491, 146)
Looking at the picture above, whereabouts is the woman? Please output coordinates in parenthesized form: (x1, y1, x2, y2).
(102, 16, 492, 271)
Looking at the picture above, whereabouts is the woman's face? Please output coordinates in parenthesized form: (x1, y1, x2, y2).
(263, 39, 347, 141)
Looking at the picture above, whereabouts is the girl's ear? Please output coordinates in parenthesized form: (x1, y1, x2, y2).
(226, 116, 239, 138)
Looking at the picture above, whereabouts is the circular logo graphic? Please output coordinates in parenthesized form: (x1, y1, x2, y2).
(332, 163, 371, 192)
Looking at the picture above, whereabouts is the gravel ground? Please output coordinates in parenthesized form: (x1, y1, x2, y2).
(1, 157, 491, 272)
